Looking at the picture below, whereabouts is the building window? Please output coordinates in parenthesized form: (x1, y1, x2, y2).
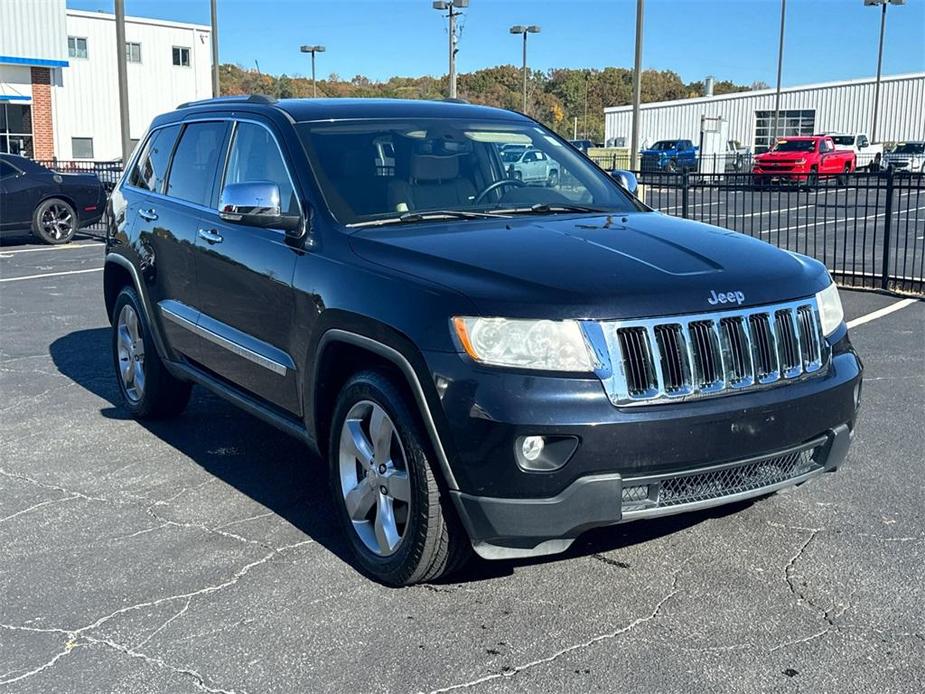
(72, 137, 94, 159)
(754, 109, 816, 153)
(0, 104, 34, 158)
(68, 36, 88, 59)
(172, 46, 191, 67)
(126, 42, 142, 63)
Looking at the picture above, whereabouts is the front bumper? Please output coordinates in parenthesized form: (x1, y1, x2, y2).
(453, 424, 851, 559)
(425, 340, 862, 560)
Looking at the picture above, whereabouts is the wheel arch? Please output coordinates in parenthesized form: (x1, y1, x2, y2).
(310, 327, 459, 491)
(103, 253, 171, 362)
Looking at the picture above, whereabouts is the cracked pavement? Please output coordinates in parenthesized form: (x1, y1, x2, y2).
(1, 236, 923, 692)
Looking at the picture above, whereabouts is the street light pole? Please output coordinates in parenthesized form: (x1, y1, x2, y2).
(630, 0, 644, 170)
(114, 0, 131, 163)
(433, 0, 468, 99)
(865, 0, 905, 143)
(509, 25, 540, 114)
(300, 45, 326, 97)
(772, 0, 786, 147)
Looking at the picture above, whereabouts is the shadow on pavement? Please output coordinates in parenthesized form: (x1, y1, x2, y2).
(51, 327, 755, 586)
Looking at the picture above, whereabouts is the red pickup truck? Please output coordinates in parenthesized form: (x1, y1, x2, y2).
(753, 136, 856, 185)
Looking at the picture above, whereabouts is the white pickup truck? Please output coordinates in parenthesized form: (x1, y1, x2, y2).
(821, 133, 884, 171)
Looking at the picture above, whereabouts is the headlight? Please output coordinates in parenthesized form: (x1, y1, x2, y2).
(452, 317, 594, 372)
(815, 281, 844, 337)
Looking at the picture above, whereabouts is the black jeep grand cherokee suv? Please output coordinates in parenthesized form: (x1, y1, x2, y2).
(104, 96, 862, 585)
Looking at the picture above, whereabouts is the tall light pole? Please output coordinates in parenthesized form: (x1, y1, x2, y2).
(114, 0, 131, 163)
(772, 0, 787, 148)
(300, 45, 326, 97)
(210, 0, 220, 97)
(865, 0, 905, 143)
(630, 0, 644, 170)
(433, 0, 468, 99)
(509, 25, 540, 114)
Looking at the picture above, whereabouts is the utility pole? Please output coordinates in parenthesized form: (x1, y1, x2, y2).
(865, 0, 906, 143)
(114, 0, 131, 163)
(509, 25, 540, 114)
(630, 0, 644, 170)
(433, 1, 468, 99)
(583, 72, 589, 140)
(772, 0, 787, 147)
(300, 45, 326, 97)
(210, 0, 220, 97)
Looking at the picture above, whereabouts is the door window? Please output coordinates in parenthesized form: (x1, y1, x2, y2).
(130, 125, 180, 193)
(223, 122, 297, 215)
(165, 122, 227, 206)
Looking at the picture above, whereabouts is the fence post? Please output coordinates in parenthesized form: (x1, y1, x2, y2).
(880, 168, 895, 290)
(681, 170, 690, 219)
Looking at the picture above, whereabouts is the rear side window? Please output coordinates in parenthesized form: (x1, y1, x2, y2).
(223, 122, 297, 215)
(165, 122, 227, 206)
(1, 160, 18, 180)
(130, 125, 180, 193)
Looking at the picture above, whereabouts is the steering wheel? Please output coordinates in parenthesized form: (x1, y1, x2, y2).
(474, 178, 526, 205)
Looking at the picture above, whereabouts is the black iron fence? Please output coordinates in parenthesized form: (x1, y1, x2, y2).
(635, 169, 924, 296)
(588, 151, 888, 175)
(35, 159, 124, 190)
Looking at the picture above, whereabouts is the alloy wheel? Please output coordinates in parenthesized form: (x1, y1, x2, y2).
(41, 203, 74, 240)
(338, 400, 411, 557)
(116, 304, 146, 402)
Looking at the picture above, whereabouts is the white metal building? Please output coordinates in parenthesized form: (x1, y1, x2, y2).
(604, 73, 925, 153)
(0, 0, 213, 161)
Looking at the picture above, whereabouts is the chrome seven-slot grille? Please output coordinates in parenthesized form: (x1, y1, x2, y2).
(598, 298, 827, 406)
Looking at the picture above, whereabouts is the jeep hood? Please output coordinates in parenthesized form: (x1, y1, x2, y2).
(348, 212, 830, 320)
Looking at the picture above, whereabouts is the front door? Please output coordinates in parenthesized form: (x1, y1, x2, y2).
(0, 158, 41, 228)
(193, 119, 301, 414)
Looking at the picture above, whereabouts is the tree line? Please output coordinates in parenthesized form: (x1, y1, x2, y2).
(219, 63, 763, 143)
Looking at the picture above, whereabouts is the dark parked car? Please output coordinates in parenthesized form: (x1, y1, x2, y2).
(0, 154, 106, 244)
(104, 96, 862, 586)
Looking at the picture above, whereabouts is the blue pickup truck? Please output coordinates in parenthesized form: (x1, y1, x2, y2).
(640, 139, 698, 172)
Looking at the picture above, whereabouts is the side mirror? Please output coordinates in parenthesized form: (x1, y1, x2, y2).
(610, 169, 638, 195)
(219, 181, 302, 236)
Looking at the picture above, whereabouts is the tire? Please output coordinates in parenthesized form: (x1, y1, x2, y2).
(111, 286, 192, 419)
(837, 163, 851, 186)
(665, 159, 678, 173)
(806, 167, 818, 188)
(329, 370, 469, 586)
(546, 169, 559, 187)
(32, 198, 77, 245)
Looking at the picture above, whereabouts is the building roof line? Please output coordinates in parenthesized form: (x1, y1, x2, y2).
(66, 9, 210, 32)
(604, 72, 925, 113)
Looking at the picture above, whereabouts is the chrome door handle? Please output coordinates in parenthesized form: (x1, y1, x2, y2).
(138, 208, 158, 221)
(198, 228, 223, 244)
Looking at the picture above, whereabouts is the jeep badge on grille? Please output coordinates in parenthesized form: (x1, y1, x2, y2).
(708, 289, 746, 305)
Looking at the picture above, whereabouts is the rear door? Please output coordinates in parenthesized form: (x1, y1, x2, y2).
(128, 121, 229, 360)
(192, 118, 301, 414)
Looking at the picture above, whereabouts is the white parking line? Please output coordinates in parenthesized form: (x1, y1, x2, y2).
(846, 298, 919, 329)
(0, 267, 103, 283)
(0, 242, 102, 258)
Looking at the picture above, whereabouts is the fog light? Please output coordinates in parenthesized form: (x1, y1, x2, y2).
(521, 436, 545, 461)
(514, 435, 579, 472)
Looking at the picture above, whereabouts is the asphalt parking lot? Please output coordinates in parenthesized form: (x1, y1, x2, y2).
(1, 234, 923, 693)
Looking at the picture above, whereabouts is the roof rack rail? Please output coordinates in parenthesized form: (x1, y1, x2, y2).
(177, 94, 277, 109)
(442, 97, 469, 104)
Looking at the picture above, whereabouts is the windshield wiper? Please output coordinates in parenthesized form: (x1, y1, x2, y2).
(491, 203, 609, 215)
(348, 209, 509, 228)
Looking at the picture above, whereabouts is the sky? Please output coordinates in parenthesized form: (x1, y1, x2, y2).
(66, 0, 925, 87)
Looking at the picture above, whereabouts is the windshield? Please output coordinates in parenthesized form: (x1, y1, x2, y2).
(296, 118, 643, 226)
(772, 139, 817, 153)
(829, 135, 855, 146)
(649, 141, 677, 151)
(894, 143, 925, 154)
